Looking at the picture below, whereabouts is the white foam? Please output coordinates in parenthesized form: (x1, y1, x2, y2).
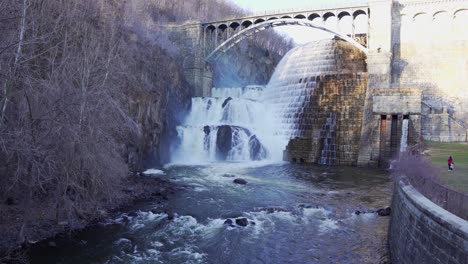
(151, 241, 164, 248)
(319, 219, 339, 232)
(145, 249, 161, 257)
(168, 247, 207, 261)
(193, 187, 208, 192)
(114, 238, 132, 246)
(138, 211, 167, 221)
(142, 169, 166, 175)
(302, 207, 331, 219)
(129, 211, 167, 230)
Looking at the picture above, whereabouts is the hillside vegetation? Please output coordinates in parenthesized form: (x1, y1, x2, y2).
(0, 0, 291, 258)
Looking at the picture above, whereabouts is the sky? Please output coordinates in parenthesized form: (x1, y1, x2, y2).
(228, 0, 368, 44)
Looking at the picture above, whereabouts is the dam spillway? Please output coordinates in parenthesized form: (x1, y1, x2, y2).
(264, 39, 368, 165)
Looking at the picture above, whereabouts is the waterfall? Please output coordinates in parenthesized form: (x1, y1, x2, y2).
(319, 113, 337, 165)
(400, 119, 409, 152)
(172, 86, 285, 163)
(173, 39, 361, 164)
(263, 40, 343, 140)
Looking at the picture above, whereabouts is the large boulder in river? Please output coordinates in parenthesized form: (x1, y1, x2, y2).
(377, 207, 391, 216)
(233, 178, 248, 185)
(235, 217, 249, 227)
(216, 125, 232, 160)
(222, 97, 233, 108)
(249, 135, 267, 160)
(203, 125, 211, 135)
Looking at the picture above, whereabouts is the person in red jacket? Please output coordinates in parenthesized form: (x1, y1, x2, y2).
(448, 156, 454, 171)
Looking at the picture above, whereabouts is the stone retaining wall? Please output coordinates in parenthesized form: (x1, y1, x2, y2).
(389, 180, 468, 264)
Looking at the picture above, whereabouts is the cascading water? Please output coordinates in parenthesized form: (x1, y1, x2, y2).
(263, 40, 341, 139)
(174, 39, 365, 164)
(319, 113, 337, 165)
(172, 86, 285, 163)
(400, 118, 409, 152)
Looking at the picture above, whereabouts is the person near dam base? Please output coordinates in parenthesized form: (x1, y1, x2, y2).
(448, 155, 454, 171)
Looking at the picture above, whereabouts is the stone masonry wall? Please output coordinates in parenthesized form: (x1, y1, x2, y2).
(284, 73, 368, 166)
(389, 180, 468, 264)
(391, 1, 468, 132)
(421, 106, 468, 142)
(358, 88, 422, 166)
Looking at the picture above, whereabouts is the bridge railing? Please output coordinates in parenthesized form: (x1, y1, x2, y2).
(402, 172, 468, 220)
(394, 153, 468, 220)
(247, 0, 368, 16)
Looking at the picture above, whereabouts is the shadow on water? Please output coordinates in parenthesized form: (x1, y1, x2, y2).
(28, 163, 392, 264)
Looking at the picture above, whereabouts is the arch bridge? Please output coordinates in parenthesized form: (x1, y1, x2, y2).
(178, 0, 468, 97)
(202, 4, 370, 62)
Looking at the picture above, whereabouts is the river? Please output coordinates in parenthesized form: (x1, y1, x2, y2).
(29, 162, 392, 264)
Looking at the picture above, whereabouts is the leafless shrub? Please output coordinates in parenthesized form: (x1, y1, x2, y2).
(0, 0, 286, 253)
(391, 155, 440, 185)
(0, 0, 193, 249)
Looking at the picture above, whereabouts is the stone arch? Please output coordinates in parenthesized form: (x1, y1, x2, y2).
(338, 11, 351, 20)
(413, 13, 431, 44)
(206, 18, 368, 62)
(206, 25, 216, 32)
(218, 24, 228, 31)
(254, 18, 265, 24)
(432, 11, 451, 44)
(454, 9, 468, 18)
(413, 12, 428, 20)
(281, 15, 292, 19)
(294, 14, 306, 19)
(324, 12, 338, 32)
(229, 22, 240, 30)
(453, 9, 468, 40)
(323, 12, 336, 20)
(308, 13, 321, 21)
(353, 9, 367, 19)
(205, 25, 217, 51)
(433, 10, 449, 19)
(267, 17, 278, 20)
(241, 20, 253, 29)
(354, 10, 368, 34)
(338, 11, 352, 35)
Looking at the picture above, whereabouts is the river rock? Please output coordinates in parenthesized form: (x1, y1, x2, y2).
(262, 206, 289, 214)
(224, 219, 233, 225)
(377, 207, 391, 216)
(216, 125, 232, 160)
(222, 97, 233, 108)
(233, 178, 248, 185)
(222, 174, 236, 178)
(248, 135, 266, 160)
(114, 238, 134, 254)
(235, 217, 249, 227)
(298, 204, 317, 209)
(128, 212, 138, 217)
(48, 241, 57, 248)
(206, 99, 212, 110)
(355, 210, 361, 215)
(203, 125, 211, 135)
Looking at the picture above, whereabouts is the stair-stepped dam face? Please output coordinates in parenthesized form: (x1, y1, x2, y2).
(263, 39, 368, 166)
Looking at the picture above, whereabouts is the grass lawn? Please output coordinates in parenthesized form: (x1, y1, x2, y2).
(425, 141, 468, 193)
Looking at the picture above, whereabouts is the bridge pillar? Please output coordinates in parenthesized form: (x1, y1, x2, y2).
(358, 0, 394, 167)
(178, 21, 212, 97)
